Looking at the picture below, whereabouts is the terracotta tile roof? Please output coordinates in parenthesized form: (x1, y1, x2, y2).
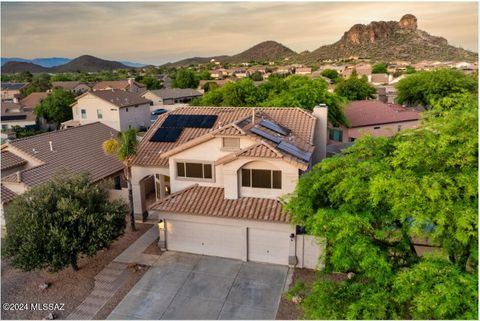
(1, 151, 27, 171)
(92, 80, 146, 91)
(370, 73, 389, 84)
(2, 122, 123, 187)
(1, 184, 17, 204)
(132, 107, 316, 167)
(237, 142, 282, 158)
(213, 123, 245, 136)
(147, 88, 202, 100)
(20, 92, 49, 109)
(345, 100, 420, 127)
(151, 184, 288, 223)
(78, 90, 150, 108)
(52, 81, 89, 91)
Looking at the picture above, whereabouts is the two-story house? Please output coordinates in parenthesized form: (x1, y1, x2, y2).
(65, 89, 151, 131)
(92, 79, 147, 94)
(129, 106, 328, 269)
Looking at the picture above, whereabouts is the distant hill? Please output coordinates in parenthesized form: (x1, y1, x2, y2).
(53, 55, 129, 72)
(2, 57, 71, 67)
(120, 60, 148, 68)
(226, 41, 297, 63)
(163, 55, 230, 67)
(303, 14, 477, 63)
(2, 61, 50, 73)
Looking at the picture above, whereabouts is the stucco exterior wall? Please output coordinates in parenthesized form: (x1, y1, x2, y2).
(118, 103, 151, 131)
(73, 94, 121, 130)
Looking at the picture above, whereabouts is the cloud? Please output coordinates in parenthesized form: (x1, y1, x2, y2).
(1, 1, 477, 65)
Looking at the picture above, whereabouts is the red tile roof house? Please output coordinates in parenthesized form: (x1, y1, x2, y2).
(51, 81, 92, 94)
(129, 106, 329, 269)
(92, 78, 146, 95)
(0, 122, 127, 230)
(328, 100, 420, 144)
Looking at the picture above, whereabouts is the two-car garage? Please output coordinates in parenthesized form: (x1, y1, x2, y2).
(164, 218, 292, 266)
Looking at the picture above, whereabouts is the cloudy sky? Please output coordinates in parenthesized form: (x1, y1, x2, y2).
(1, 1, 478, 65)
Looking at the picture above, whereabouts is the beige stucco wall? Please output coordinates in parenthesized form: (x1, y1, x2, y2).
(142, 91, 162, 104)
(118, 104, 151, 131)
(131, 165, 169, 215)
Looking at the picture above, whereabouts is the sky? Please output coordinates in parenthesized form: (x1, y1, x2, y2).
(1, 1, 478, 65)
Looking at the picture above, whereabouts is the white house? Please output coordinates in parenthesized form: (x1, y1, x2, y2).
(129, 106, 329, 269)
(66, 89, 151, 131)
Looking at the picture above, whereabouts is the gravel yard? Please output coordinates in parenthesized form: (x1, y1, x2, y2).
(1, 222, 153, 320)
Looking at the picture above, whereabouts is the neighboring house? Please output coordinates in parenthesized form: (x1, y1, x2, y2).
(377, 85, 397, 104)
(198, 79, 234, 91)
(92, 79, 147, 94)
(129, 106, 329, 268)
(142, 88, 203, 105)
(369, 73, 393, 85)
(295, 67, 312, 75)
(232, 69, 249, 78)
(328, 100, 420, 144)
(275, 66, 293, 74)
(65, 89, 151, 131)
(1, 83, 27, 101)
(0, 122, 127, 229)
(51, 81, 91, 94)
(342, 63, 372, 78)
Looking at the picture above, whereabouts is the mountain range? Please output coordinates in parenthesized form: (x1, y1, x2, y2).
(1, 14, 477, 74)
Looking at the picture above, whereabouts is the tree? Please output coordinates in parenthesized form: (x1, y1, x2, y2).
(284, 93, 478, 319)
(395, 69, 477, 107)
(21, 73, 52, 96)
(136, 75, 161, 90)
(250, 71, 264, 81)
(103, 129, 139, 231)
(172, 68, 199, 88)
(3, 173, 126, 272)
(34, 88, 75, 129)
(334, 75, 376, 100)
(321, 69, 340, 83)
(202, 81, 219, 92)
(372, 62, 388, 74)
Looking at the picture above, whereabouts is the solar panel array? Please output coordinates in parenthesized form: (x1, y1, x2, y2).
(260, 120, 290, 136)
(149, 128, 184, 142)
(1, 115, 27, 121)
(250, 127, 312, 163)
(162, 114, 217, 129)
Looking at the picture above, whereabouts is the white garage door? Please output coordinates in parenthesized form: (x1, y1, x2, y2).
(166, 220, 244, 260)
(248, 228, 290, 265)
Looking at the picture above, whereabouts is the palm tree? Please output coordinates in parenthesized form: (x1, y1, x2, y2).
(103, 128, 138, 231)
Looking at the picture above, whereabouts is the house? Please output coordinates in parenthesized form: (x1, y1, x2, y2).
(232, 69, 250, 78)
(52, 81, 91, 94)
(65, 89, 151, 131)
(0, 122, 127, 229)
(328, 100, 420, 144)
(376, 85, 397, 104)
(369, 73, 392, 85)
(1, 83, 27, 101)
(275, 66, 293, 74)
(129, 106, 329, 268)
(92, 79, 146, 94)
(342, 63, 372, 78)
(142, 88, 203, 105)
(0, 92, 49, 138)
(295, 67, 312, 75)
(198, 79, 234, 91)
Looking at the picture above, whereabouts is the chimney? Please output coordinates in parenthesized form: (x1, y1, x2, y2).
(13, 96, 19, 104)
(312, 104, 328, 164)
(128, 78, 135, 92)
(252, 108, 256, 124)
(49, 141, 54, 152)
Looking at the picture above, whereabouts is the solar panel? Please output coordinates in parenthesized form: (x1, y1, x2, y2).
(250, 127, 282, 144)
(161, 114, 218, 128)
(278, 141, 312, 162)
(1, 115, 27, 121)
(149, 128, 183, 142)
(260, 120, 290, 136)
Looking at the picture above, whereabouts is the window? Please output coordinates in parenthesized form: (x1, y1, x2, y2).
(176, 162, 213, 180)
(241, 169, 281, 189)
(373, 126, 381, 129)
(328, 128, 343, 142)
(97, 109, 103, 119)
(222, 137, 240, 150)
(81, 109, 87, 119)
(113, 176, 121, 190)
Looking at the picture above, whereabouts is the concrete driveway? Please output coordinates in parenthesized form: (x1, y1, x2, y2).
(107, 252, 289, 320)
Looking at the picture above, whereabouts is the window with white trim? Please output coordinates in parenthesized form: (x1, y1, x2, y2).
(241, 169, 281, 189)
(81, 109, 87, 119)
(97, 109, 103, 119)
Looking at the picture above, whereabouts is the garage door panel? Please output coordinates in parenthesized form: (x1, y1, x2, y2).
(166, 220, 244, 260)
(248, 228, 290, 265)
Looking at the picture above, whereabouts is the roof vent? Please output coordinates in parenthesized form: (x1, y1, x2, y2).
(32, 148, 38, 154)
(49, 141, 54, 152)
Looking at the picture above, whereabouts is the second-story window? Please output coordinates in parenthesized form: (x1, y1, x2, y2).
(328, 128, 343, 142)
(177, 162, 213, 180)
(241, 169, 281, 189)
(81, 109, 87, 119)
(97, 109, 103, 119)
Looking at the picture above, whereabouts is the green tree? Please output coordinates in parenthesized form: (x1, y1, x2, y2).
(34, 88, 75, 129)
(321, 69, 340, 83)
(172, 68, 199, 88)
(284, 93, 478, 319)
(372, 62, 388, 74)
(202, 81, 219, 92)
(334, 75, 376, 100)
(250, 71, 264, 81)
(136, 75, 161, 90)
(4, 173, 126, 272)
(395, 69, 477, 107)
(21, 73, 52, 96)
(197, 69, 212, 81)
(103, 129, 139, 231)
